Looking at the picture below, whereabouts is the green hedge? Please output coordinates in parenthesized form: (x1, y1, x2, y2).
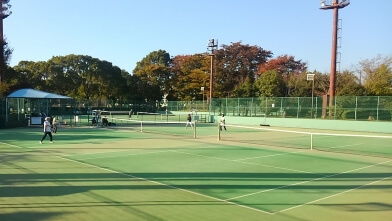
(341, 110, 391, 121)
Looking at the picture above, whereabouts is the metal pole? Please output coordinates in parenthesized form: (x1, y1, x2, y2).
(209, 55, 213, 104)
(207, 39, 218, 113)
(329, 2, 339, 115)
(310, 133, 313, 150)
(377, 96, 380, 120)
(312, 78, 314, 118)
(218, 122, 221, 141)
(355, 96, 357, 120)
(194, 120, 196, 138)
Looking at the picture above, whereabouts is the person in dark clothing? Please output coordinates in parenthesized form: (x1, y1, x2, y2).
(185, 114, 193, 129)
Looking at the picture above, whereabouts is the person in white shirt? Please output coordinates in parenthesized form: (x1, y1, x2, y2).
(185, 114, 193, 129)
(40, 117, 53, 144)
(52, 116, 57, 133)
(220, 114, 227, 131)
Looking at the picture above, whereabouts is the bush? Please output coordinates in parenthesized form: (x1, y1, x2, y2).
(341, 110, 391, 121)
(3, 120, 26, 128)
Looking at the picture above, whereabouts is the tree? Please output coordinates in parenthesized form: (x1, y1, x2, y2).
(133, 50, 172, 101)
(0, 0, 12, 87)
(214, 42, 273, 98)
(336, 70, 365, 96)
(13, 61, 48, 90)
(170, 54, 210, 100)
(254, 70, 284, 97)
(258, 55, 307, 96)
(46, 55, 83, 97)
(12, 55, 129, 100)
(285, 72, 311, 97)
(357, 55, 392, 95)
(232, 76, 256, 97)
(0, 66, 30, 96)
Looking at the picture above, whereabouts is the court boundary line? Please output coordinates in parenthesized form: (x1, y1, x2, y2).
(169, 149, 317, 174)
(3, 140, 391, 215)
(226, 159, 392, 202)
(276, 175, 392, 214)
(59, 155, 274, 215)
(236, 149, 307, 161)
(1, 141, 273, 215)
(0, 141, 24, 149)
(68, 144, 220, 160)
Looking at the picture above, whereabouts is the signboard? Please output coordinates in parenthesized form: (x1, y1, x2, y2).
(31, 117, 42, 125)
(307, 74, 315, 81)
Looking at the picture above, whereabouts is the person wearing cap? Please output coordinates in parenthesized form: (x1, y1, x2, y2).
(185, 113, 193, 129)
(40, 117, 53, 144)
(220, 114, 227, 131)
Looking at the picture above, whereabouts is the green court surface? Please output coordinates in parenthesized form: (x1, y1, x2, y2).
(0, 123, 391, 221)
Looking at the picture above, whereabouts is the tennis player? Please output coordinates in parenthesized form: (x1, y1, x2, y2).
(185, 114, 193, 129)
(52, 116, 58, 133)
(220, 114, 227, 131)
(40, 117, 53, 144)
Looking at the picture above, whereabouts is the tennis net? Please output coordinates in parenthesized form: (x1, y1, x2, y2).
(218, 124, 392, 158)
(135, 112, 180, 122)
(103, 116, 197, 138)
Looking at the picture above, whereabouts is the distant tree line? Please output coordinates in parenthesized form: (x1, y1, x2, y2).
(1, 42, 391, 102)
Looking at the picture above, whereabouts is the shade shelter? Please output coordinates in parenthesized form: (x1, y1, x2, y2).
(6, 88, 73, 125)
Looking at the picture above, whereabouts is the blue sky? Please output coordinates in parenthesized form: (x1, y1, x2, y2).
(4, 0, 392, 74)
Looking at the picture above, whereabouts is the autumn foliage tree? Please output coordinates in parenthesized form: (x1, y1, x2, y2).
(133, 50, 172, 101)
(358, 55, 392, 96)
(257, 55, 307, 97)
(214, 42, 273, 98)
(170, 54, 210, 101)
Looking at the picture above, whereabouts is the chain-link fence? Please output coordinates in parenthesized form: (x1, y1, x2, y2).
(2, 96, 392, 128)
(167, 96, 392, 121)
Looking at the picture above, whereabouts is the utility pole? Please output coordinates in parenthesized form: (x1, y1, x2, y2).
(0, 0, 12, 85)
(207, 39, 218, 110)
(320, 0, 349, 116)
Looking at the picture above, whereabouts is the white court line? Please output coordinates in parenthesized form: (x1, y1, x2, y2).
(57, 153, 273, 215)
(237, 149, 306, 161)
(277, 175, 392, 214)
(72, 145, 218, 160)
(81, 149, 180, 160)
(170, 150, 316, 174)
(323, 143, 363, 150)
(61, 149, 139, 158)
(236, 143, 368, 162)
(2, 141, 273, 215)
(226, 159, 392, 201)
(0, 141, 25, 149)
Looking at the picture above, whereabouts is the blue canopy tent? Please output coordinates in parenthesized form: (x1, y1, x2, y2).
(6, 88, 72, 125)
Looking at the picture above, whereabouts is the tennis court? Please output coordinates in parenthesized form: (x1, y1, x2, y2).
(1, 121, 391, 221)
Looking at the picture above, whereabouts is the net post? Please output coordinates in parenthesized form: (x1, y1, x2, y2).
(193, 121, 196, 138)
(218, 122, 221, 140)
(310, 133, 313, 150)
(140, 121, 143, 132)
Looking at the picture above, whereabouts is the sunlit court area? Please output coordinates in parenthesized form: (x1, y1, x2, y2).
(1, 118, 391, 221)
(1, 0, 392, 220)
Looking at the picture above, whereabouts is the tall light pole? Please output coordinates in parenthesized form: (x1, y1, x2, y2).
(320, 0, 349, 115)
(307, 74, 315, 118)
(0, 0, 11, 85)
(207, 39, 218, 109)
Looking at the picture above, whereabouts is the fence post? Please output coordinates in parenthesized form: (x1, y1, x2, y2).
(377, 96, 380, 120)
(334, 97, 337, 120)
(355, 96, 357, 121)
